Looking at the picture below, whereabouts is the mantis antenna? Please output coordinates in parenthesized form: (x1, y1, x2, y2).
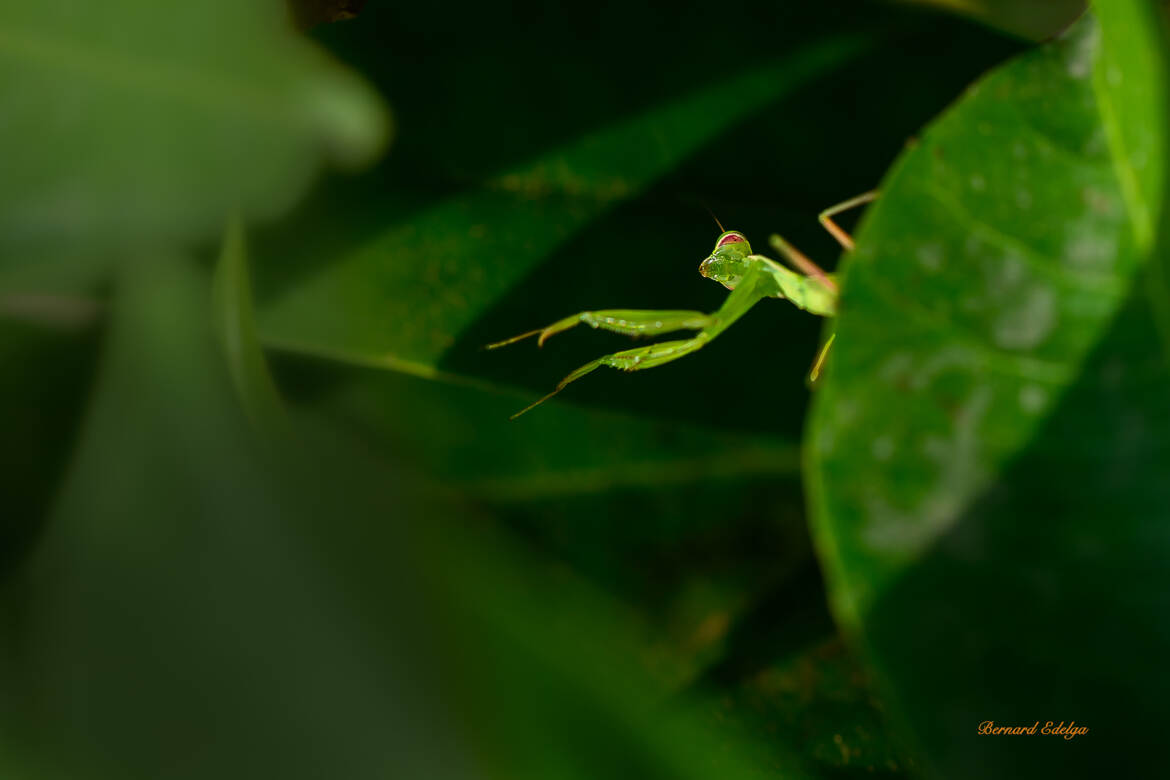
(703, 204, 725, 234)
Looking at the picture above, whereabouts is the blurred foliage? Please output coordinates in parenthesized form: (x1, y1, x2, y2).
(903, 0, 1086, 39)
(0, 0, 387, 268)
(289, 0, 370, 29)
(212, 216, 287, 437)
(1, 0, 1166, 778)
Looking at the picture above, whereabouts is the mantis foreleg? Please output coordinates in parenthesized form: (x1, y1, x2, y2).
(492, 193, 878, 417)
(507, 264, 769, 418)
(486, 309, 711, 349)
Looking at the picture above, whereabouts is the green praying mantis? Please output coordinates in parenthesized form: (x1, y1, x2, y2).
(488, 191, 878, 418)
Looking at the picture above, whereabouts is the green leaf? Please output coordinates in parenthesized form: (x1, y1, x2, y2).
(212, 216, 287, 436)
(0, 319, 99, 574)
(713, 636, 918, 774)
(424, 508, 815, 780)
(256, 36, 867, 372)
(0, 0, 388, 262)
(281, 355, 810, 673)
(904, 0, 1085, 40)
(0, 255, 808, 780)
(808, 3, 1168, 775)
(277, 330, 916, 774)
(0, 256, 481, 779)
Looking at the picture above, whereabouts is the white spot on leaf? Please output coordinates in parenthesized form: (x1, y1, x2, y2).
(917, 243, 943, 271)
(993, 286, 1057, 350)
(1000, 252, 1025, 285)
(1065, 220, 1118, 270)
(1018, 384, 1048, 413)
(862, 386, 993, 555)
(871, 436, 895, 462)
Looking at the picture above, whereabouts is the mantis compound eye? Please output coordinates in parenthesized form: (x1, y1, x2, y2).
(716, 232, 746, 248)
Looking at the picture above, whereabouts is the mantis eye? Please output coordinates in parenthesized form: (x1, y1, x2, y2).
(716, 232, 745, 247)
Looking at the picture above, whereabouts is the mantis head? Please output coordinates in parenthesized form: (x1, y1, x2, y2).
(699, 231, 752, 289)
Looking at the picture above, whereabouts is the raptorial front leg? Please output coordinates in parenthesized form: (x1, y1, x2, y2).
(507, 265, 769, 418)
(509, 334, 712, 419)
(486, 309, 712, 349)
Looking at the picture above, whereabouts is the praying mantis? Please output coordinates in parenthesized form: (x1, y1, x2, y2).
(488, 191, 878, 418)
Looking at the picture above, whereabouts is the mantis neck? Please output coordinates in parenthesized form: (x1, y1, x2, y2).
(751, 256, 837, 317)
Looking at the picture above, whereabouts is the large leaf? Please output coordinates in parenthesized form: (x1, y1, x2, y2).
(250, 3, 1026, 433)
(212, 216, 287, 437)
(0, 253, 817, 780)
(905, 0, 1085, 40)
(808, 2, 1168, 776)
(256, 37, 866, 371)
(0, 0, 387, 262)
(0, 258, 467, 780)
(0, 318, 99, 575)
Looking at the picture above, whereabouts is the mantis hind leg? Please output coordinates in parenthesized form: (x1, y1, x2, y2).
(818, 190, 878, 251)
(809, 332, 836, 384)
(486, 309, 712, 349)
(768, 235, 837, 294)
(767, 191, 877, 283)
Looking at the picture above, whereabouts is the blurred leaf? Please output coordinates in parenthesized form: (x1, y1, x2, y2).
(899, 0, 1085, 40)
(256, 36, 867, 373)
(274, 343, 918, 775)
(808, 2, 1168, 776)
(311, 364, 801, 496)
(0, 254, 824, 780)
(1094, 0, 1166, 251)
(290, 360, 807, 675)
(249, 3, 1028, 439)
(288, 0, 369, 29)
(0, 0, 388, 263)
(0, 319, 100, 575)
(0, 256, 473, 780)
(212, 216, 286, 436)
(713, 636, 917, 774)
(422, 503, 813, 780)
